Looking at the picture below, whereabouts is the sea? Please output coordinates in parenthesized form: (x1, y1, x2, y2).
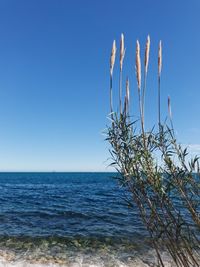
(0, 172, 176, 266)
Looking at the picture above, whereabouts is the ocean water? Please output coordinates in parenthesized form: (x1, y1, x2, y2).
(0, 172, 172, 266)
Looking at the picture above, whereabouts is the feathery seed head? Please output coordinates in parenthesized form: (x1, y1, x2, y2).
(158, 40, 162, 77)
(168, 95, 172, 119)
(145, 35, 150, 74)
(120, 33, 125, 71)
(136, 40, 141, 90)
(110, 40, 117, 76)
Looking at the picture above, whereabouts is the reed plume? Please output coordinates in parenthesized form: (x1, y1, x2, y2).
(136, 40, 141, 90)
(120, 33, 125, 71)
(145, 35, 150, 74)
(110, 40, 117, 114)
(136, 40, 145, 137)
(142, 35, 150, 130)
(158, 40, 162, 77)
(119, 33, 125, 114)
(110, 40, 117, 77)
(158, 40, 162, 127)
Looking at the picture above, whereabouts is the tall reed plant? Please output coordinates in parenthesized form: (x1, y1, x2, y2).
(106, 35, 200, 267)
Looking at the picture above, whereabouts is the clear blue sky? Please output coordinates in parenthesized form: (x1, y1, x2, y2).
(0, 0, 199, 171)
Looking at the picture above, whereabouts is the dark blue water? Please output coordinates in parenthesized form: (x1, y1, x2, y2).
(0, 172, 149, 266)
(1, 172, 198, 266)
(0, 172, 144, 238)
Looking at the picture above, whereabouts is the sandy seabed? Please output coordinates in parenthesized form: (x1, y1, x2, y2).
(0, 249, 175, 267)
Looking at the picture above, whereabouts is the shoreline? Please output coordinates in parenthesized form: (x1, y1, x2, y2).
(0, 246, 174, 267)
